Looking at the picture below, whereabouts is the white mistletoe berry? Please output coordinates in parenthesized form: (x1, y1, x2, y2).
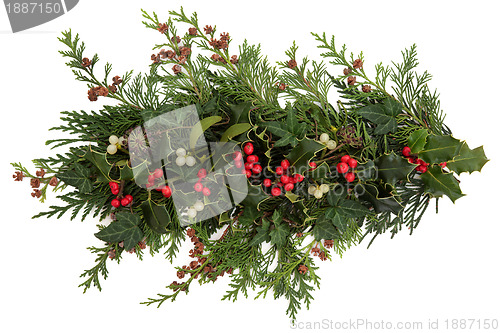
(320, 184, 329, 193)
(327, 140, 337, 150)
(187, 208, 197, 218)
(194, 200, 204, 212)
(176, 148, 186, 157)
(107, 144, 118, 155)
(314, 189, 323, 199)
(176, 156, 186, 166)
(108, 135, 119, 145)
(185, 156, 196, 167)
(308, 185, 317, 195)
(319, 133, 330, 143)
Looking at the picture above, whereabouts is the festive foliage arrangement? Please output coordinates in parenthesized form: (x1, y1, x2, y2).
(12, 8, 489, 318)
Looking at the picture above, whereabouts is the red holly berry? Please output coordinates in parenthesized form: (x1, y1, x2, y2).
(111, 199, 120, 208)
(402, 146, 411, 157)
(197, 168, 207, 178)
(345, 172, 355, 182)
(111, 188, 120, 195)
(194, 182, 203, 192)
(148, 174, 155, 183)
(347, 158, 358, 168)
(155, 186, 164, 192)
(244, 162, 254, 170)
(202, 187, 211, 196)
(341, 155, 351, 163)
(271, 187, 282, 196)
(337, 162, 349, 174)
(309, 162, 317, 170)
(235, 160, 243, 169)
(416, 165, 428, 173)
(121, 198, 130, 206)
(280, 175, 290, 184)
(153, 168, 163, 178)
(276, 166, 284, 175)
(162, 185, 172, 198)
(245, 169, 252, 178)
(440, 162, 447, 168)
(252, 164, 262, 174)
(416, 158, 426, 166)
(293, 174, 304, 183)
(109, 181, 119, 191)
(284, 183, 294, 191)
(125, 194, 133, 202)
(232, 151, 242, 161)
(243, 142, 254, 155)
(263, 178, 272, 187)
(408, 158, 417, 164)
(247, 155, 259, 163)
(281, 159, 290, 169)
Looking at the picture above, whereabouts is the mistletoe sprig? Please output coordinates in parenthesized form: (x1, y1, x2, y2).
(11, 7, 488, 319)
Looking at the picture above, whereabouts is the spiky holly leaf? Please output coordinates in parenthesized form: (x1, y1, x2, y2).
(407, 129, 428, 153)
(262, 109, 306, 147)
(310, 162, 330, 179)
(421, 165, 464, 203)
(355, 183, 404, 215)
(58, 163, 92, 193)
(356, 99, 403, 134)
(375, 151, 416, 185)
(356, 160, 377, 181)
(140, 200, 171, 234)
(418, 135, 463, 164)
(286, 138, 324, 174)
(82, 145, 112, 182)
(313, 214, 340, 241)
(447, 142, 488, 174)
(95, 211, 143, 251)
(228, 101, 252, 125)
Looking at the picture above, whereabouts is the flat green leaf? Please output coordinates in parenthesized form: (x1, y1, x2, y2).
(95, 212, 143, 251)
(408, 129, 428, 153)
(331, 211, 348, 233)
(337, 199, 371, 218)
(418, 135, 463, 164)
(220, 123, 252, 142)
(228, 102, 252, 125)
(59, 163, 92, 193)
(310, 162, 330, 180)
(383, 98, 404, 117)
(238, 206, 262, 226)
(140, 200, 171, 234)
(313, 215, 340, 241)
(83, 145, 112, 182)
(357, 160, 377, 181)
(375, 151, 416, 185)
(189, 116, 222, 149)
(421, 165, 464, 203)
(262, 121, 288, 137)
(274, 132, 298, 147)
(327, 184, 346, 206)
(269, 222, 290, 248)
(118, 163, 134, 180)
(355, 183, 404, 215)
(249, 219, 271, 247)
(447, 143, 489, 174)
(286, 138, 325, 173)
(240, 183, 269, 210)
(356, 103, 396, 135)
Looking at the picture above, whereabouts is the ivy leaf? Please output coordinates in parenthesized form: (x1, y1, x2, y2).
(326, 184, 346, 207)
(82, 145, 112, 182)
(313, 214, 340, 241)
(95, 211, 143, 251)
(375, 151, 416, 185)
(331, 210, 348, 233)
(421, 165, 464, 203)
(407, 129, 428, 154)
(238, 206, 262, 226)
(140, 200, 171, 234)
(274, 132, 298, 147)
(249, 219, 271, 247)
(337, 199, 371, 218)
(447, 142, 489, 175)
(269, 221, 290, 248)
(59, 163, 92, 193)
(356, 99, 403, 134)
(418, 135, 463, 164)
(355, 183, 404, 215)
(262, 121, 288, 137)
(220, 123, 252, 142)
(286, 138, 325, 173)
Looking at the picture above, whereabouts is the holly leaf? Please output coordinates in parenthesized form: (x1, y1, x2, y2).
(140, 200, 171, 234)
(310, 162, 330, 180)
(249, 219, 271, 247)
(447, 142, 489, 174)
(418, 135, 463, 164)
(408, 129, 428, 154)
(375, 151, 416, 185)
(58, 163, 92, 193)
(357, 160, 377, 181)
(228, 102, 252, 125)
(95, 212, 143, 251)
(421, 165, 464, 203)
(269, 221, 290, 248)
(286, 138, 325, 173)
(240, 183, 269, 210)
(337, 199, 371, 218)
(82, 145, 112, 182)
(356, 99, 403, 134)
(313, 214, 340, 241)
(355, 183, 404, 215)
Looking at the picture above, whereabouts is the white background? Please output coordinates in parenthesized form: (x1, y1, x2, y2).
(1, 1, 499, 332)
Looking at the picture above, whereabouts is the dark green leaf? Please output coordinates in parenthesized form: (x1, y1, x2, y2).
(327, 184, 346, 206)
(383, 98, 404, 117)
(83, 145, 112, 181)
(310, 162, 330, 180)
(238, 206, 262, 226)
(58, 163, 92, 193)
(337, 199, 371, 218)
(356, 183, 403, 215)
(249, 219, 271, 247)
(140, 200, 171, 234)
(418, 135, 463, 164)
(269, 222, 290, 248)
(286, 138, 325, 173)
(274, 132, 298, 147)
(375, 151, 416, 185)
(357, 160, 377, 181)
(228, 102, 252, 125)
(313, 215, 339, 241)
(421, 165, 464, 203)
(94, 211, 143, 251)
(262, 121, 288, 137)
(408, 129, 428, 154)
(220, 123, 252, 142)
(331, 211, 348, 233)
(447, 143, 489, 174)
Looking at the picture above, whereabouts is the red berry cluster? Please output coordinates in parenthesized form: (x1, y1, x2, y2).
(238, 142, 263, 178)
(193, 168, 211, 196)
(264, 159, 305, 196)
(109, 181, 134, 208)
(336, 155, 357, 182)
(402, 146, 429, 173)
(146, 168, 165, 188)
